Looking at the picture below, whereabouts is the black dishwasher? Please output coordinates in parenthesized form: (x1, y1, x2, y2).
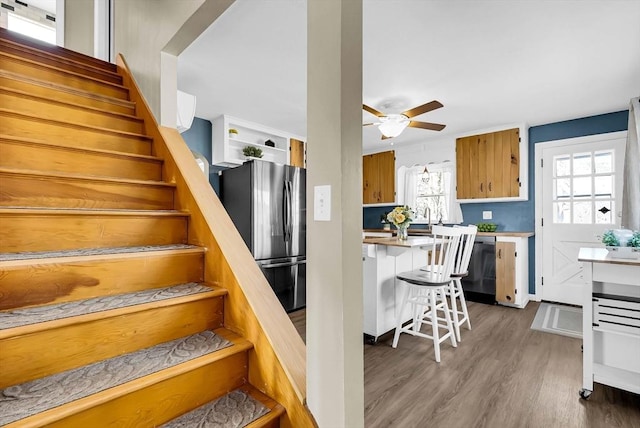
(460, 236, 496, 304)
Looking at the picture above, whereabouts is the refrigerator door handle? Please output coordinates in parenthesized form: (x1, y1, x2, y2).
(283, 181, 289, 242)
(286, 180, 293, 242)
(260, 260, 306, 269)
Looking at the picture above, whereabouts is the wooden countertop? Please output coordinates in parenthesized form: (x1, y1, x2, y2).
(578, 247, 640, 266)
(362, 236, 436, 247)
(364, 228, 534, 238)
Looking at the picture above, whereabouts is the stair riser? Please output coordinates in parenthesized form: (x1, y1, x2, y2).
(0, 29, 117, 72)
(0, 90, 144, 133)
(0, 54, 129, 99)
(1, 113, 152, 155)
(0, 174, 175, 210)
(0, 74, 134, 115)
(0, 297, 224, 389)
(0, 43, 123, 84)
(41, 353, 248, 428)
(0, 251, 204, 310)
(0, 139, 162, 182)
(0, 214, 188, 253)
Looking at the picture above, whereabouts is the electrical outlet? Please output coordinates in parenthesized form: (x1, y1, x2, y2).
(314, 185, 331, 221)
(482, 211, 493, 220)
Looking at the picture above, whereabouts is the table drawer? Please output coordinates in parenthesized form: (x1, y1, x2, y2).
(593, 295, 640, 336)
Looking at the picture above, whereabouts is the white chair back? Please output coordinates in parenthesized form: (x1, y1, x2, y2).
(452, 225, 478, 276)
(422, 225, 463, 284)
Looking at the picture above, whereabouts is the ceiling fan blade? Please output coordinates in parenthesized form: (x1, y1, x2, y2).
(402, 100, 443, 118)
(363, 104, 386, 117)
(381, 134, 393, 140)
(363, 122, 377, 126)
(408, 121, 446, 131)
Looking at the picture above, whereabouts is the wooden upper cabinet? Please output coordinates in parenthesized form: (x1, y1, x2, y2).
(363, 150, 395, 204)
(289, 138, 305, 168)
(456, 128, 520, 200)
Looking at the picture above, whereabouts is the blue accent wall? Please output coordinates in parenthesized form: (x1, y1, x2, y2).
(363, 110, 629, 296)
(179, 117, 224, 195)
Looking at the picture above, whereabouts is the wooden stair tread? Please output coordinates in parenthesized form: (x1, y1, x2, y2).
(0, 208, 188, 216)
(0, 86, 142, 121)
(162, 385, 284, 428)
(0, 28, 117, 72)
(0, 109, 153, 141)
(0, 50, 128, 91)
(0, 243, 201, 264)
(0, 282, 226, 337)
(0, 38, 122, 82)
(0, 167, 175, 187)
(0, 70, 135, 111)
(0, 134, 162, 162)
(0, 329, 250, 427)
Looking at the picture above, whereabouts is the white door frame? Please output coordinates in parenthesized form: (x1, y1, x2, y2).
(534, 130, 627, 301)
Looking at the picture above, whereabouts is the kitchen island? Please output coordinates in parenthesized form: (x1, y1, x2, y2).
(578, 247, 640, 399)
(362, 236, 434, 342)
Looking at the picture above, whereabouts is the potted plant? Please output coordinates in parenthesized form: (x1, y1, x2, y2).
(602, 229, 640, 259)
(242, 145, 263, 159)
(228, 128, 239, 138)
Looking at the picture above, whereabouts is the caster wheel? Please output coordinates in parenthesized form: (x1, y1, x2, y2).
(579, 388, 592, 400)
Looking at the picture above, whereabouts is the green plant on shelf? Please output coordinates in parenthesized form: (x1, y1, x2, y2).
(601, 230, 619, 247)
(242, 146, 263, 158)
(628, 231, 640, 248)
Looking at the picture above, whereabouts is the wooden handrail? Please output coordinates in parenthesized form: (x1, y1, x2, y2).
(116, 54, 315, 427)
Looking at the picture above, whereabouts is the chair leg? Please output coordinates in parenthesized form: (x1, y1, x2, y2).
(429, 288, 441, 363)
(440, 288, 457, 348)
(449, 281, 461, 342)
(392, 282, 410, 348)
(456, 278, 471, 331)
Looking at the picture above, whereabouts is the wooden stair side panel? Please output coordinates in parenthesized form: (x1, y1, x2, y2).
(0, 72, 135, 115)
(0, 52, 129, 99)
(39, 343, 250, 428)
(0, 294, 225, 388)
(1, 110, 152, 155)
(0, 210, 189, 253)
(0, 41, 123, 84)
(0, 136, 163, 182)
(0, 88, 144, 134)
(0, 28, 118, 72)
(0, 248, 206, 311)
(0, 170, 176, 210)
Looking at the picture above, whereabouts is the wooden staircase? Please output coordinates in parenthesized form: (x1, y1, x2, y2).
(0, 29, 310, 427)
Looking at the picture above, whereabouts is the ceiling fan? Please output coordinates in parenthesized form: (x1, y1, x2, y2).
(363, 100, 446, 139)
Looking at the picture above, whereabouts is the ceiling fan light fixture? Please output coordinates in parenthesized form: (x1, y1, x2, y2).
(378, 114, 409, 138)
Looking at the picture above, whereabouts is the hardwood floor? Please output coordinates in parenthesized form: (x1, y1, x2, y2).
(289, 301, 640, 427)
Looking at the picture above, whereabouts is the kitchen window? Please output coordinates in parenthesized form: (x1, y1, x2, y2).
(399, 162, 463, 224)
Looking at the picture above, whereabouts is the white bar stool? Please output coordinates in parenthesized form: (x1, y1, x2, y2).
(391, 226, 462, 363)
(448, 224, 478, 341)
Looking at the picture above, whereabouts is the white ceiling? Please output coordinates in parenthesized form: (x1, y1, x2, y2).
(178, 0, 640, 152)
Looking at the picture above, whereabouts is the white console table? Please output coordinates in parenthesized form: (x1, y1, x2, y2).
(578, 248, 640, 399)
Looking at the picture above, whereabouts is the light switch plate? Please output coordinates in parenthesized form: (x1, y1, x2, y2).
(314, 185, 331, 221)
(482, 210, 493, 220)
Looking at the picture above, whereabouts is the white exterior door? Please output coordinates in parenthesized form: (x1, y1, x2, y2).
(537, 132, 626, 305)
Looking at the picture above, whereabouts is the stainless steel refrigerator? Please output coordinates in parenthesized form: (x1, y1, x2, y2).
(220, 160, 306, 312)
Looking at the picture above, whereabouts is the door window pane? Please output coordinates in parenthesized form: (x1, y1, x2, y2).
(553, 202, 571, 223)
(573, 177, 592, 198)
(555, 178, 571, 198)
(573, 153, 592, 175)
(573, 202, 592, 224)
(555, 156, 571, 177)
(594, 151, 613, 174)
(595, 201, 613, 224)
(594, 175, 613, 198)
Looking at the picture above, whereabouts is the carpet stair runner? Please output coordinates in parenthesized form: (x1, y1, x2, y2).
(0, 28, 287, 427)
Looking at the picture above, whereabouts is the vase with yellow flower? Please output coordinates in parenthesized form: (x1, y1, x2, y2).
(386, 205, 414, 240)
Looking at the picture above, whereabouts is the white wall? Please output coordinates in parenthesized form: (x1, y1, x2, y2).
(65, 0, 93, 56)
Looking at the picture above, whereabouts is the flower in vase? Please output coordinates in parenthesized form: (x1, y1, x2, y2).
(386, 205, 415, 228)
